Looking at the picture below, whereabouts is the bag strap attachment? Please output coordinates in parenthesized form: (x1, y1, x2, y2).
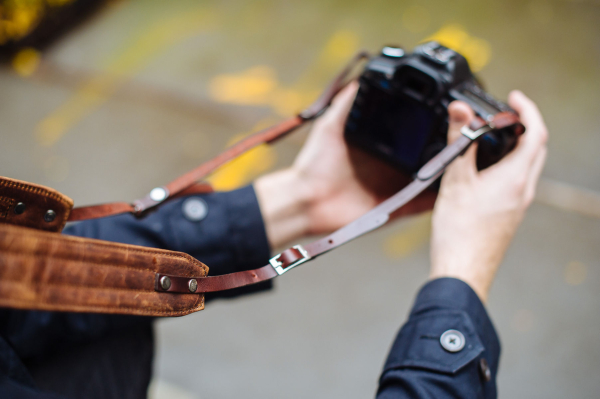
(0, 223, 208, 316)
(0, 176, 74, 233)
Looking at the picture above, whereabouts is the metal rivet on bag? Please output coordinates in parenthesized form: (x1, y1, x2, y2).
(14, 202, 26, 214)
(188, 279, 198, 293)
(160, 276, 171, 290)
(44, 210, 56, 222)
(440, 329, 466, 353)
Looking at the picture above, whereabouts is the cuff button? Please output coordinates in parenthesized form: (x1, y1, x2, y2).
(479, 358, 492, 382)
(182, 198, 208, 222)
(440, 329, 466, 353)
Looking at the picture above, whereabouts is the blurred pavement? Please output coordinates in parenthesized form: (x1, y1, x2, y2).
(1, 0, 600, 398)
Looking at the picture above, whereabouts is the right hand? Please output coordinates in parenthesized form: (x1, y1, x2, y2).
(429, 91, 548, 303)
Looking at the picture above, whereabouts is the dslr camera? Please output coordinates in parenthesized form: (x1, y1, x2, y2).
(344, 42, 521, 180)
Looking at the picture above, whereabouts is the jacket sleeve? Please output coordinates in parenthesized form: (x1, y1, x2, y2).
(66, 185, 272, 284)
(0, 185, 273, 359)
(376, 278, 501, 399)
(0, 337, 68, 399)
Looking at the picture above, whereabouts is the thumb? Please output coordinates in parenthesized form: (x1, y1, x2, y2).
(444, 101, 478, 180)
(317, 80, 359, 129)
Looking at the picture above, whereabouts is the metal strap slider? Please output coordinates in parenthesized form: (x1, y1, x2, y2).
(460, 124, 494, 140)
(269, 245, 311, 275)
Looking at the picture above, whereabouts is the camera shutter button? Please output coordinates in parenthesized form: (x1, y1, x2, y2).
(435, 52, 450, 63)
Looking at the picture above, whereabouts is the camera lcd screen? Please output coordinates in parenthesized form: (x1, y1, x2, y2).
(349, 84, 434, 171)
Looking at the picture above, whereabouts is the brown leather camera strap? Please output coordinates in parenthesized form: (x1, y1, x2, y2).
(156, 112, 524, 294)
(58, 50, 522, 295)
(0, 51, 524, 315)
(67, 52, 371, 222)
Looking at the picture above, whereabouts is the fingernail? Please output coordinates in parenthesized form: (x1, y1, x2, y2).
(511, 90, 525, 100)
(450, 112, 468, 125)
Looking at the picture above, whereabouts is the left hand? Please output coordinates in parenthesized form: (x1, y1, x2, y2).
(255, 81, 436, 248)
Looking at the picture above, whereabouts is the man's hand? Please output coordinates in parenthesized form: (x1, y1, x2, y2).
(255, 81, 436, 248)
(430, 91, 548, 302)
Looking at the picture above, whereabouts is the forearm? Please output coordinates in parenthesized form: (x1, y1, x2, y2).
(428, 237, 501, 304)
(429, 198, 524, 304)
(254, 168, 314, 249)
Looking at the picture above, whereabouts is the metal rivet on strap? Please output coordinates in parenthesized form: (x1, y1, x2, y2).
(14, 202, 26, 214)
(188, 279, 198, 293)
(150, 187, 168, 202)
(44, 210, 56, 222)
(160, 276, 171, 290)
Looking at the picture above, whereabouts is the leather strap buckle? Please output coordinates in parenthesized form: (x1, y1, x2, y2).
(269, 245, 311, 275)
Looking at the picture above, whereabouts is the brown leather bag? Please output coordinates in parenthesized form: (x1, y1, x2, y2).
(0, 223, 208, 316)
(0, 53, 523, 316)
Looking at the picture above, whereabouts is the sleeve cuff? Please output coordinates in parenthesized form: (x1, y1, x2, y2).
(162, 184, 272, 276)
(218, 185, 272, 273)
(409, 278, 500, 363)
(381, 278, 501, 392)
(65, 185, 273, 298)
(194, 185, 273, 299)
(64, 185, 271, 272)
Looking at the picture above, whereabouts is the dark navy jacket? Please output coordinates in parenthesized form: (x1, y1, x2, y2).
(0, 186, 500, 398)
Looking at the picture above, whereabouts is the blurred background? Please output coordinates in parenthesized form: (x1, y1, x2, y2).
(1, 0, 599, 398)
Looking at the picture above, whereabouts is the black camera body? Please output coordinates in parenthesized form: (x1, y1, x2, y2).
(344, 42, 520, 179)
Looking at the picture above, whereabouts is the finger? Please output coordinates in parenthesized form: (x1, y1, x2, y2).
(507, 90, 548, 163)
(480, 91, 547, 179)
(319, 80, 359, 126)
(446, 101, 473, 143)
(443, 101, 477, 181)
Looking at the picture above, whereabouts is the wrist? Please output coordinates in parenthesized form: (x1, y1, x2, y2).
(429, 242, 504, 303)
(429, 228, 514, 304)
(429, 265, 492, 304)
(254, 168, 316, 249)
(429, 242, 496, 304)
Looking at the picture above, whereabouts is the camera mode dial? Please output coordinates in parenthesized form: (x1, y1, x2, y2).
(422, 42, 454, 65)
(382, 46, 404, 58)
